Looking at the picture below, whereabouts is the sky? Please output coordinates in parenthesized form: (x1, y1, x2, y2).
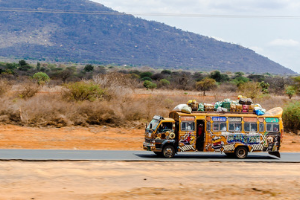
(91, 0, 300, 74)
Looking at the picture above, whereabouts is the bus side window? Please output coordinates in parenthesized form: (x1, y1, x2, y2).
(229, 123, 234, 131)
(244, 122, 250, 132)
(267, 123, 272, 132)
(273, 124, 279, 132)
(250, 123, 257, 132)
(259, 123, 264, 132)
(213, 123, 219, 131)
(220, 123, 227, 131)
(229, 123, 241, 132)
(206, 122, 211, 131)
(181, 122, 195, 131)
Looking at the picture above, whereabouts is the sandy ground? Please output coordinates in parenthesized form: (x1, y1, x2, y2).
(0, 161, 299, 200)
(0, 125, 300, 199)
(0, 124, 299, 151)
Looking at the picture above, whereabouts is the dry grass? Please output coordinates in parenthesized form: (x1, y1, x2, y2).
(0, 75, 298, 128)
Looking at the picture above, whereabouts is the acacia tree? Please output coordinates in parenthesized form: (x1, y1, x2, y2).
(33, 72, 50, 85)
(196, 77, 216, 96)
(293, 76, 300, 93)
(286, 86, 296, 99)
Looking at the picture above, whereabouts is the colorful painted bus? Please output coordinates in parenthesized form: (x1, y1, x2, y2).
(143, 107, 283, 158)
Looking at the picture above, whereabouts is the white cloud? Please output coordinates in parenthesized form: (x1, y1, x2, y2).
(210, 36, 226, 42)
(250, 46, 264, 53)
(92, 0, 300, 15)
(269, 39, 299, 47)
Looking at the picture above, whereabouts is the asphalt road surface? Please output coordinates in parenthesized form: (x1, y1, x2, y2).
(0, 149, 300, 162)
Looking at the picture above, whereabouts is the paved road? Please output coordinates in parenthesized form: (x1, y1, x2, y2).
(1, 149, 300, 162)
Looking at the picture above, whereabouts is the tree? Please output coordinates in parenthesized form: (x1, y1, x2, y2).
(160, 79, 170, 87)
(292, 76, 300, 93)
(18, 60, 32, 71)
(36, 62, 41, 71)
(32, 72, 50, 85)
(285, 86, 296, 99)
(196, 77, 216, 96)
(59, 67, 75, 83)
(210, 70, 229, 82)
(161, 69, 172, 75)
(140, 72, 153, 79)
(238, 82, 261, 99)
(143, 80, 157, 90)
(84, 64, 94, 72)
(259, 81, 270, 94)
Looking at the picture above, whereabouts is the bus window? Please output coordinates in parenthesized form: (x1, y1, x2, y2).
(206, 122, 211, 131)
(273, 124, 279, 131)
(267, 124, 272, 131)
(244, 122, 257, 132)
(213, 122, 227, 131)
(259, 123, 264, 132)
(250, 123, 257, 132)
(220, 123, 227, 131)
(229, 122, 242, 132)
(267, 123, 279, 132)
(213, 123, 219, 131)
(244, 123, 250, 132)
(181, 121, 195, 131)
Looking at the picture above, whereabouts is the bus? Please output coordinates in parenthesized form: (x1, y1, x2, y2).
(143, 107, 283, 159)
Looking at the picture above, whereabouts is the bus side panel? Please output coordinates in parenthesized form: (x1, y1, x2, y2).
(204, 132, 281, 154)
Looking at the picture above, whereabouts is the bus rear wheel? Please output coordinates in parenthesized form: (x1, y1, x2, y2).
(162, 145, 175, 158)
(235, 146, 248, 159)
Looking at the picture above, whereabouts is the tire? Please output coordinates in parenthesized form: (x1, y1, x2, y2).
(162, 145, 175, 158)
(154, 152, 163, 157)
(235, 146, 248, 159)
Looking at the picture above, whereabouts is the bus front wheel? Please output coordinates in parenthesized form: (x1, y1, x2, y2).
(235, 146, 248, 159)
(162, 145, 175, 158)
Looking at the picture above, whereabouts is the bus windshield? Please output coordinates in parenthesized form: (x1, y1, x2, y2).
(147, 119, 160, 130)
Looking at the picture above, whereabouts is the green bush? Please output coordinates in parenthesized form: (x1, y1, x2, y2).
(160, 79, 170, 86)
(282, 101, 300, 134)
(140, 72, 153, 79)
(84, 64, 94, 72)
(143, 80, 157, 90)
(63, 81, 105, 102)
(33, 72, 50, 85)
(285, 86, 296, 99)
(141, 77, 152, 81)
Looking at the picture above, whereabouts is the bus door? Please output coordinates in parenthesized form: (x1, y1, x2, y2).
(196, 120, 205, 151)
(178, 116, 196, 152)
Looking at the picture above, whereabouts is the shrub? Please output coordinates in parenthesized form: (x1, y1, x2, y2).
(62, 81, 105, 102)
(33, 72, 50, 85)
(196, 77, 216, 96)
(84, 64, 94, 72)
(141, 77, 152, 81)
(285, 86, 296, 99)
(0, 79, 11, 97)
(140, 72, 153, 79)
(283, 101, 300, 134)
(160, 79, 170, 87)
(143, 80, 157, 90)
(18, 81, 40, 99)
(238, 81, 262, 99)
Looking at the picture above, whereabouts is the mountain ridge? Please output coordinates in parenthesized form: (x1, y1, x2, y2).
(0, 0, 296, 74)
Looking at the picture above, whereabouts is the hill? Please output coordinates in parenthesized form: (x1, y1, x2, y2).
(0, 0, 296, 74)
